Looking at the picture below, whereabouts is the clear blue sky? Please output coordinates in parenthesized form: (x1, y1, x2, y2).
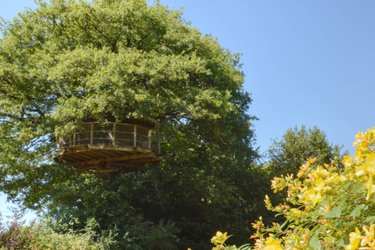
(0, 0, 374, 218)
(159, 0, 375, 156)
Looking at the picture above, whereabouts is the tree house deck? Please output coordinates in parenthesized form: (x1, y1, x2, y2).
(56, 122, 162, 172)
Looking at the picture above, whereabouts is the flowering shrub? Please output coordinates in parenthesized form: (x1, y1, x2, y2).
(251, 127, 375, 249)
(210, 231, 251, 250)
(211, 231, 236, 250)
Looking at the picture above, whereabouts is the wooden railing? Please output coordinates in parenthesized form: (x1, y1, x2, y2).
(57, 122, 160, 154)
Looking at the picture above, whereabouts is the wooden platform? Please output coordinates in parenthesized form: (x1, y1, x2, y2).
(55, 122, 162, 173)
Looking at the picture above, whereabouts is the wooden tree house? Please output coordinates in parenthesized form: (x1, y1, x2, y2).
(55, 120, 162, 173)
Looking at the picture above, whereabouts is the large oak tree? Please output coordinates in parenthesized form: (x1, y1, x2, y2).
(0, 0, 258, 248)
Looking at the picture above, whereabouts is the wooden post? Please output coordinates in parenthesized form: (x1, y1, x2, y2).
(148, 130, 152, 149)
(133, 125, 137, 147)
(112, 123, 116, 146)
(73, 133, 76, 146)
(90, 123, 94, 145)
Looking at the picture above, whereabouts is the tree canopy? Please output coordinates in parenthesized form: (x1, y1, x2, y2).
(267, 126, 342, 176)
(0, 0, 257, 248)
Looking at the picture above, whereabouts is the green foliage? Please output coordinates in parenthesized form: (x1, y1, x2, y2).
(267, 126, 342, 176)
(122, 219, 178, 250)
(0, 219, 34, 250)
(0, 216, 115, 250)
(251, 127, 375, 249)
(258, 126, 344, 226)
(210, 231, 251, 250)
(0, 0, 257, 248)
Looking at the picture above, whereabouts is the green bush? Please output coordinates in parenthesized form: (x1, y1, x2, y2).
(0, 217, 115, 250)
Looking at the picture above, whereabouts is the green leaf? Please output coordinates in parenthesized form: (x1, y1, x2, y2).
(351, 182, 364, 193)
(309, 233, 322, 250)
(337, 238, 345, 247)
(325, 206, 341, 218)
(349, 204, 367, 218)
(365, 216, 375, 223)
(238, 244, 252, 250)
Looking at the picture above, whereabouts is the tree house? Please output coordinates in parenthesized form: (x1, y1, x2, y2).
(55, 120, 162, 173)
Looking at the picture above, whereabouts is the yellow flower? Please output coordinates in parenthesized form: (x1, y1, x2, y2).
(327, 174, 347, 185)
(211, 231, 229, 245)
(366, 174, 374, 200)
(300, 189, 323, 206)
(271, 176, 285, 193)
(263, 236, 283, 250)
(264, 195, 273, 210)
(361, 224, 375, 248)
(252, 219, 263, 232)
(290, 208, 302, 217)
(297, 158, 316, 178)
(343, 155, 354, 169)
(345, 227, 362, 250)
(313, 177, 326, 192)
(362, 154, 375, 173)
(313, 166, 329, 179)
